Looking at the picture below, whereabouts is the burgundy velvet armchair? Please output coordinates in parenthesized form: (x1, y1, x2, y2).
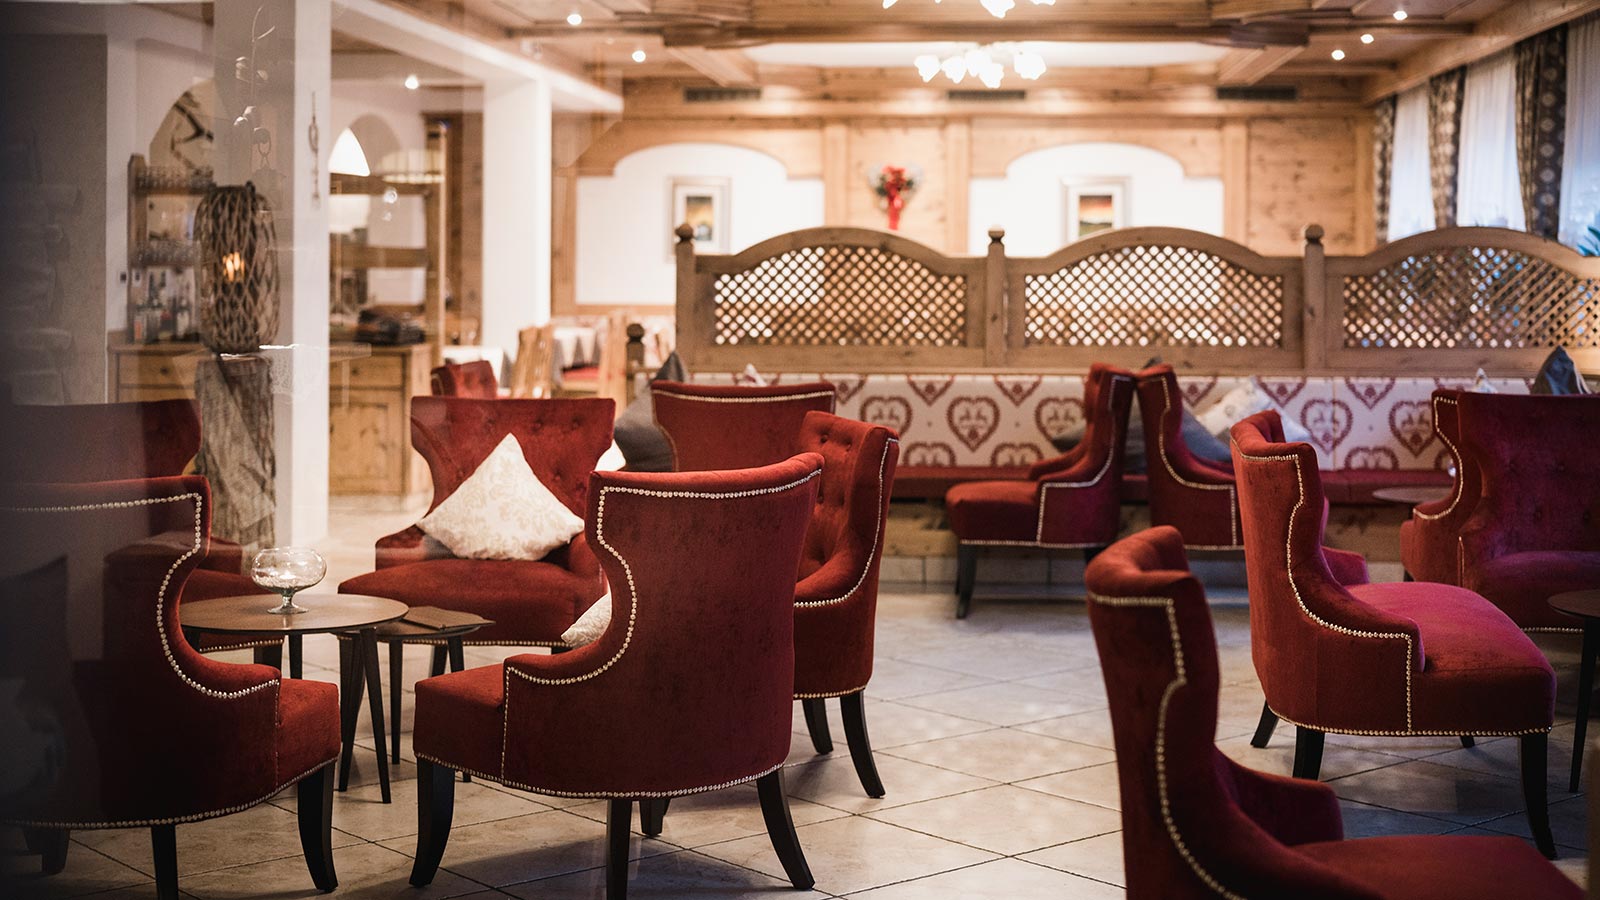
(1134, 364, 1240, 549)
(1083, 525, 1579, 899)
(1231, 410, 1557, 858)
(0, 476, 341, 896)
(1398, 390, 1476, 585)
(408, 455, 824, 899)
(790, 411, 899, 798)
(945, 363, 1134, 618)
(430, 360, 500, 399)
(339, 397, 614, 648)
(1455, 392, 1600, 631)
(650, 380, 836, 471)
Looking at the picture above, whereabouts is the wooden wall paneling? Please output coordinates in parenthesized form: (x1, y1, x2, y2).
(823, 121, 850, 226)
(846, 122, 948, 249)
(1245, 117, 1362, 256)
(1221, 121, 1249, 243)
(943, 119, 970, 255)
(573, 115, 825, 178)
(968, 121, 1225, 179)
(1351, 114, 1376, 253)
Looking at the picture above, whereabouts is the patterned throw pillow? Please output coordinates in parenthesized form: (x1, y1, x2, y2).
(561, 592, 612, 647)
(418, 434, 584, 560)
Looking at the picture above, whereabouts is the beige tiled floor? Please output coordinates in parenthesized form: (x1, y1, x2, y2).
(3, 506, 1589, 898)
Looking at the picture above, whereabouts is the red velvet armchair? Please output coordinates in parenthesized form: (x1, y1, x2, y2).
(650, 380, 836, 471)
(1398, 390, 1475, 585)
(0, 476, 341, 897)
(430, 360, 500, 399)
(945, 363, 1135, 618)
(1455, 392, 1600, 631)
(1231, 410, 1557, 858)
(1083, 525, 1579, 899)
(339, 397, 614, 648)
(1134, 364, 1239, 549)
(791, 411, 900, 798)
(408, 455, 824, 899)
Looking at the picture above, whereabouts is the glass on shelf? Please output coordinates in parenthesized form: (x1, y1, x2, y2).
(251, 546, 328, 615)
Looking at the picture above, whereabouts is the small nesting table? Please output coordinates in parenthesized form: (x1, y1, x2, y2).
(371, 615, 492, 765)
(1370, 485, 1453, 507)
(1548, 589, 1600, 792)
(179, 593, 408, 803)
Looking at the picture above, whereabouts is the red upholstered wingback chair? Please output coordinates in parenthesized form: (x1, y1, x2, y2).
(791, 411, 899, 798)
(1230, 410, 1557, 857)
(944, 363, 1134, 617)
(407, 455, 823, 899)
(1398, 390, 1476, 585)
(1134, 364, 1240, 549)
(650, 380, 836, 471)
(430, 360, 499, 399)
(1456, 392, 1600, 630)
(339, 397, 614, 647)
(1082, 525, 1580, 900)
(0, 476, 341, 895)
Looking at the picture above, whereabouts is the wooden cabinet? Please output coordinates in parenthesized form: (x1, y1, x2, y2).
(109, 341, 433, 504)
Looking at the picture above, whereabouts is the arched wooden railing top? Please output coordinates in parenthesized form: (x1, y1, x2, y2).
(681, 224, 984, 277)
(1011, 225, 1297, 275)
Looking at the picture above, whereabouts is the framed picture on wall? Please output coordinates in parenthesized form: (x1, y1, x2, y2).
(1064, 178, 1130, 242)
(669, 177, 731, 257)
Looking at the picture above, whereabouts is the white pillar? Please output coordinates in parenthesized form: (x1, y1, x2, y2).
(213, 0, 331, 545)
(481, 76, 552, 361)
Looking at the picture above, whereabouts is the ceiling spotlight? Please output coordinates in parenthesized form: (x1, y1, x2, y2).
(403, 73, 420, 90)
(1331, 49, 1346, 60)
(1360, 33, 1374, 44)
(631, 48, 647, 63)
(566, 11, 582, 25)
(1393, 9, 1407, 20)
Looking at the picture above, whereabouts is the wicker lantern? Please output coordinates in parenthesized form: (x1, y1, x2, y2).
(195, 182, 279, 354)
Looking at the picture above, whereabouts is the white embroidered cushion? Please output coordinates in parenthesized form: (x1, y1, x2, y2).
(418, 433, 585, 561)
(561, 592, 612, 647)
(1198, 380, 1313, 446)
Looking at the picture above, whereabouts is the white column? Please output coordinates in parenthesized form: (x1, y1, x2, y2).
(481, 76, 552, 361)
(214, 0, 331, 545)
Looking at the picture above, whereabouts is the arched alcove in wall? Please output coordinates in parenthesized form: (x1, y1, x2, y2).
(575, 141, 824, 306)
(968, 142, 1224, 255)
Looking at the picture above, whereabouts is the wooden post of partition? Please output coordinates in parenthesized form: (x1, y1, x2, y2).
(673, 223, 698, 369)
(1301, 224, 1327, 371)
(984, 227, 1007, 368)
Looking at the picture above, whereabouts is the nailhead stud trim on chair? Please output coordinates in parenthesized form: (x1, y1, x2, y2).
(1153, 375, 1240, 549)
(794, 438, 896, 611)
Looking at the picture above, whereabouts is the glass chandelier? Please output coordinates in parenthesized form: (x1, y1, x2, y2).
(914, 43, 1047, 89)
(883, 0, 1055, 18)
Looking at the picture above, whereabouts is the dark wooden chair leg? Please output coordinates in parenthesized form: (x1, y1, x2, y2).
(1292, 727, 1325, 781)
(1521, 732, 1556, 859)
(840, 692, 885, 798)
(151, 824, 178, 900)
(409, 759, 457, 886)
(360, 629, 392, 803)
(447, 637, 466, 672)
(955, 544, 977, 619)
(388, 641, 404, 764)
(1083, 545, 1107, 566)
(801, 697, 833, 754)
(338, 635, 361, 791)
(1250, 702, 1278, 749)
(607, 797, 632, 900)
(1570, 623, 1597, 792)
(1460, 735, 1476, 749)
(430, 644, 447, 677)
(756, 769, 814, 891)
(639, 797, 669, 837)
(296, 764, 338, 892)
(24, 827, 68, 875)
(289, 633, 303, 679)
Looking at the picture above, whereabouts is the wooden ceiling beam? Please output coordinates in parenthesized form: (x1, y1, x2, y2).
(666, 46, 759, 84)
(1217, 45, 1305, 84)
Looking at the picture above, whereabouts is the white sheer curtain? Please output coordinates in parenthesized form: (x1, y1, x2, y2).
(1559, 14, 1600, 248)
(1456, 52, 1526, 230)
(1388, 85, 1435, 240)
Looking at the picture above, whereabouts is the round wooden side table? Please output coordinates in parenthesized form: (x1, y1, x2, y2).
(372, 618, 492, 766)
(180, 593, 408, 803)
(1370, 485, 1453, 507)
(1547, 589, 1599, 792)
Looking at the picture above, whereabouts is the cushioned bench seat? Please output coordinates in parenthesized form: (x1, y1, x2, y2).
(893, 465, 1451, 505)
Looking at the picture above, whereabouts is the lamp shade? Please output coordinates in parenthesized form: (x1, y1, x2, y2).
(195, 182, 279, 354)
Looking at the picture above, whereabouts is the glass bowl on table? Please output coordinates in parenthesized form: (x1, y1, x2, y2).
(251, 546, 328, 615)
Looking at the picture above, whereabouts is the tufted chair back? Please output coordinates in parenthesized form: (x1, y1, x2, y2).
(1398, 390, 1478, 584)
(0, 476, 287, 825)
(0, 399, 200, 482)
(410, 397, 615, 517)
(651, 380, 836, 472)
(1135, 364, 1239, 548)
(1458, 393, 1600, 556)
(430, 360, 500, 399)
(498, 454, 822, 793)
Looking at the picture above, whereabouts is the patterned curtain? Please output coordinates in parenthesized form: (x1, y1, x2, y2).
(1515, 26, 1568, 238)
(1373, 97, 1397, 243)
(1427, 68, 1466, 228)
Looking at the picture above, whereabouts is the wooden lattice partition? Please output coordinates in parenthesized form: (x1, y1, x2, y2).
(1004, 227, 1303, 371)
(1318, 227, 1600, 373)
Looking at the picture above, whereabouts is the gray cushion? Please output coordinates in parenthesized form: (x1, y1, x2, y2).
(1530, 347, 1590, 395)
(612, 353, 687, 472)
